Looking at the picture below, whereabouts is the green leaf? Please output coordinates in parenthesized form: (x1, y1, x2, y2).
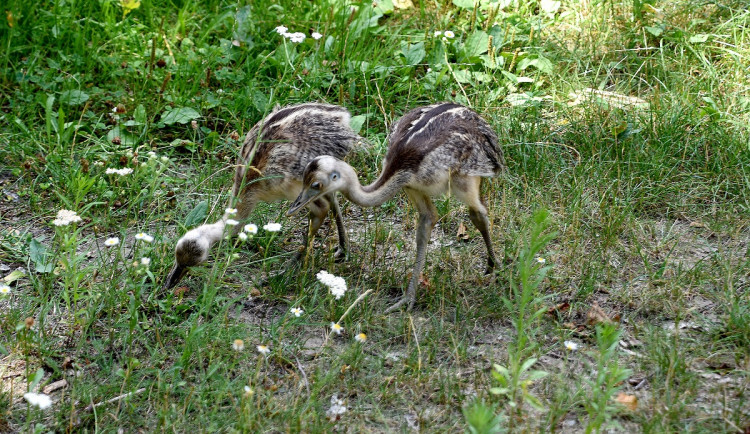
(453, 69, 472, 83)
(452, 0, 475, 9)
(489, 387, 510, 395)
(107, 126, 138, 146)
(29, 368, 45, 391)
(463, 30, 489, 60)
(3, 269, 26, 284)
(134, 104, 147, 125)
(60, 90, 89, 106)
(349, 115, 366, 134)
(29, 238, 53, 273)
(517, 55, 553, 74)
(161, 107, 201, 125)
(644, 26, 663, 37)
(520, 357, 538, 373)
(184, 201, 208, 227)
(526, 370, 549, 381)
(401, 42, 425, 66)
(689, 34, 709, 43)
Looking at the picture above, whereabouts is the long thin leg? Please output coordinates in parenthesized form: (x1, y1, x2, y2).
(386, 189, 438, 313)
(455, 176, 497, 274)
(468, 207, 497, 274)
(326, 193, 349, 261)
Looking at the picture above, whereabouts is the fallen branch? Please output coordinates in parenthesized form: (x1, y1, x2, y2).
(85, 388, 146, 411)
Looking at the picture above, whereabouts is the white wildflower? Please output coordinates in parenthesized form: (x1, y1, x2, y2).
(23, 392, 52, 410)
(316, 270, 347, 299)
(238, 232, 248, 242)
(311, 31, 323, 40)
(0, 284, 10, 295)
(226, 219, 240, 226)
(433, 30, 442, 37)
(287, 32, 306, 43)
(564, 340, 578, 351)
(326, 394, 347, 420)
(263, 222, 281, 232)
(53, 209, 82, 226)
(244, 223, 258, 235)
(134, 232, 154, 243)
(243, 385, 254, 397)
(105, 167, 133, 176)
(330, 322, 343, 335)
(444, 30, 455, 38)
(140, 257, 151, 267)
(257, 344, 270, 355)
(290, 307, 303, 317)
(275, 25, 289, 35)
(225, 208, 238, 216)
(104, 237, 120, 247)
(232, 339, 245, 351)
(355, 333, 367, 343)
(535, 256, 546, 264)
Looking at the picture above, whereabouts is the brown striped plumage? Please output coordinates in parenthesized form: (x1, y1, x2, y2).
(164, 103, 359, 289)
(288, 103, 505, 311)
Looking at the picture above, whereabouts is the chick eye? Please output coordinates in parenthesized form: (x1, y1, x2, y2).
(311, 181, 321, 189)
(331, 173, 339, 181)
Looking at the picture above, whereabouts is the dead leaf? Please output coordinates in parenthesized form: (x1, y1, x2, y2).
(546, 302, 570, 316)
(615, 393, 638, 411)
(3, 269, 26, 284)
(586, 303, 617, 325)
(456, 222, 470, 241)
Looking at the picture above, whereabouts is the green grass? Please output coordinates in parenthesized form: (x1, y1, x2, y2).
(1, 0, 750, 432)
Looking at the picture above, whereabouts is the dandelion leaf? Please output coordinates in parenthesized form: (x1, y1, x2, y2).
(161, 107, 201, 125)
(184, 201, 208, 227)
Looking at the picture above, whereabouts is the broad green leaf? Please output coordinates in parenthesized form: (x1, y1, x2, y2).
(29, 238, 53, 273)
(453, 69, 472, 83)
(374, 0, 394, 14)
(401, 42, 425, 66)
(463, 30, 489, 58)
(453, 0, 475, 9)
(60, 90, 89, 106)
(184, 201, 208, 227)
(644, 26, 663, 37)
(107, 126, 137, 145)
(3, 269, 26, 284)
(349, 115, 367, 134)
(134, 104, 147, 125)
(689, 34, 709, 43)
(517, 55, 553, 74)
(161, 107, 201, 125)
(520, 357, 538, 373)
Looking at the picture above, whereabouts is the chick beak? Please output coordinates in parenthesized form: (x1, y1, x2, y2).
(163, 263, 188, 289)
(287, 189, 317, 216)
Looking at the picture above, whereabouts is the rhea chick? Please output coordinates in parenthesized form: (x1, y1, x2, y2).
(164, 103, 359, 289)
(287, 102, 504, 311)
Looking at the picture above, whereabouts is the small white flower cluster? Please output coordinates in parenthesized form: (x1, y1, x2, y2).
(24, 392, 52, 410)
(317, 270, 347, 299)
(326, 394, 347, 420)
(146, 151, 170, 165)
(0, 283, 10, 295)
(433, 30, 456, 42)
(105, 167, 134, 176)
(263, 222, 282, 232)
(274, 26, 323, 43)
(135, 232, 154, 243)
(53, 209, 82, 226)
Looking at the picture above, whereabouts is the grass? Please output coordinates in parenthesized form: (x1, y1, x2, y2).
(1, 0, 749, 431)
